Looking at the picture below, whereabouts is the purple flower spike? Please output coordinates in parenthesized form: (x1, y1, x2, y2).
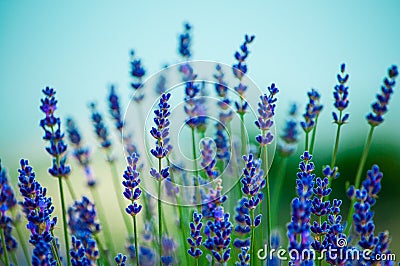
(301, 88, 323, 133)
(115, 253, 127, 266)
(122, 153, 142, 217)
(40, 87, 71, 179)
(232, 34, 255, 115)
(255, 83, 279, 147)
(203, 207, 232, 263)
(66, 118, 96, 187)
(150, 93, 172, 160)
(332, 63, 350, 124)
(366, 65, 398, 126)
(278, 103, 299, 157)
(18, 159, 58, 265)
(287, 151, 315, 265)
(89, 102, 112, 150)
(130, 50, 146, 103)
(178, 22, 192, 58)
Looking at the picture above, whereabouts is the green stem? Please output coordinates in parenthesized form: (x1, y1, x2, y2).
(261, 144, 271, 255)
(167, 158, 190, 265)
(50, 231, 62, 266)
(158, 158, 162, 266)
(250, 208, 255, 266)
(11, 251, 18, 266)
(191, 128, 201, 211)
(57, 177, 71, 266)
(11, 209, 30, 265)
(239, 113, 247, 156)
(330, 111, 343, 168)
(1, 227, 10, 266)
(345, 126, 375, 236)
(107, 156, 133, 236)
(94, 234, 111, 266)
(90, 187, 116, 257)
(133, 216, 139, 266)
(271, 157, 288, 228)
(65, 178, 77, 200)
(305, 132, 309, 151)
(309, 115, 319, 154)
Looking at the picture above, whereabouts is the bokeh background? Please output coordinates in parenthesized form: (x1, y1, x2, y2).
(1, 0, 399, 263)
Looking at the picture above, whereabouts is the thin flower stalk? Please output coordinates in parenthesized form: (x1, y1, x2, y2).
(345, 65, 398, 236)
(39, 87, 72, 265)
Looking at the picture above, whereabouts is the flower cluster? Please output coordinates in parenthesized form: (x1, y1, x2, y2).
(66, 118, 96, 187)
(178, 23, 192, 58)
(40, 87, 71, 178)
(130, 50, 146, 103)
(18, 159, 58, 265)
(150, 93, 172, 161)
(161, 236, 177, 265)
(203, 206, 232, 263)
(301, 89, 323, 133)
(332, 63, 350, 124)
(68, 197, 101, 241)
(200, 139, 218, 180)
(0, 163, 18, 256)
(115, 253, 127, 266)
(366, 65, 398, 126)
(187, 212, 203, 258)
(232, 34, 255, 114)
(278, 103, 299, 157)
(255, 83, 279, 146)
(89, 102, 112, 150)
(287, 152, 315, 265)
(122, 153, 142, 217)
(108, 85, 138, 155)
(214, 64, 232, 162)
(68, 196, 100, 264)
(234, 154, 265, 249)
(184, 79, 207, 132)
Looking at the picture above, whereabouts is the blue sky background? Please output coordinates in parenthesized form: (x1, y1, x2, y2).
(1, 0, 400, 259)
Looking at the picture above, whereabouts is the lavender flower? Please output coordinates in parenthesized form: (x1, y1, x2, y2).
(89, 102, 112, 150)
(366, 65, 398, 126)
(70, 236, 89, 265)
(178, 23, 192, 58)
(203, 206, 232, 263)
(184, 79, 207, 132)
(287, 151, 315, 265)
(115, 253, 127, 266)
(200, 139, 218, 180)
(255, 83, 279, 146)
(68, 197, 101, 243)
(232, 34, 255, 115)
(122, 153, 142, 217)
(139, 246, 156, 266)
(130, 50, 146, 103)
(150, 93, 172, 161)
(66, 118, 96, 187)
(187, 212, 203, 258)
(18, 159, 57, 265)
(155, 70, 168, 95)
(161, 236, 176, 265)
(301, 89, 323, 133)
(332, 63, 350, 124)
(278, 103, 299, 157)
(201, 179, 227, 219)
(347, 165, 395, 264)
(40, 87, 71, 178)
(236, 247, 250, 266)
(234, 154, 264, 251)
(108, 85, 138, 154)
(0, 162, 18, 256)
